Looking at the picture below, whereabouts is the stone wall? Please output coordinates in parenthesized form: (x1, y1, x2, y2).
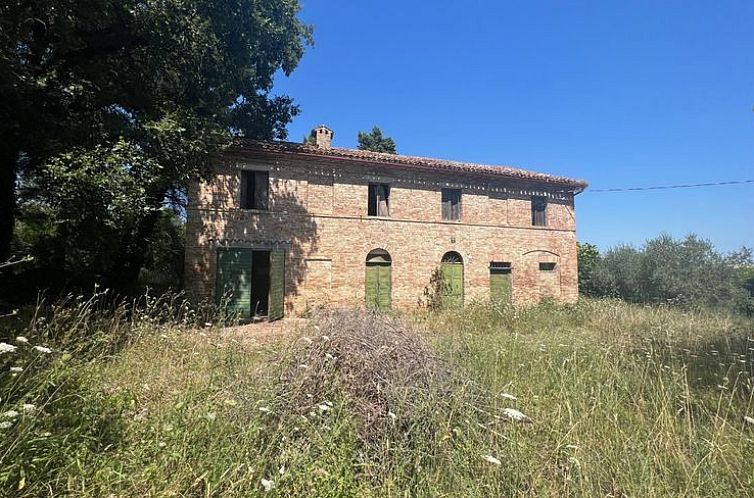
(185, 153, 580, 313)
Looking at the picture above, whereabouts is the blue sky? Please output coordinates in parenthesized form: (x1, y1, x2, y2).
(274, 1, 754, 252)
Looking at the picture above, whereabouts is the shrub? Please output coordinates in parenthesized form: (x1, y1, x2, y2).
(582, 234, 753, 313)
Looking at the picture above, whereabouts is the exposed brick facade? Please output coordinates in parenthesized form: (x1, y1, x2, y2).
(185, 140, 586, 315)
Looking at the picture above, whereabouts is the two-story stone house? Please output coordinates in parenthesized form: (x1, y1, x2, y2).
(185, 125, 588, 320)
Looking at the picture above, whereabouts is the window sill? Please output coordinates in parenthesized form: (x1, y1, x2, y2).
(239, 208, 271, 214)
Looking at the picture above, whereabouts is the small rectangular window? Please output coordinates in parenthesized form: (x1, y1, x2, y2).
(368, 183, 390, 217)
(531, 196, 547, 226)
(539, 262, 556, 271)
(240, 170, 269, 210)
(442, 188, 462, 221)
(490, 262, 512, 274)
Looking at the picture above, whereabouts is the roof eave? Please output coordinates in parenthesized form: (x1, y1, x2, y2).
(229, 141, 589, 192)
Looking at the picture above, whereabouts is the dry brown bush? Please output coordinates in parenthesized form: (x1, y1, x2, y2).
(277, 309, 454, 443)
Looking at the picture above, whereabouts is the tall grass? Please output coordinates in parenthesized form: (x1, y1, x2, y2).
(0, 297, 752, 496)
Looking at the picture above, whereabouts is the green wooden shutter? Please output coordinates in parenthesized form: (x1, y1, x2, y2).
(377, 264, 391, 310)
(365, 265, 378, 309)
(268, 249, 285, 321)
(366, 263, 392, 311)
(441, 262, 464, 308)
(490, 268, 512, 303)
(216, 248, 252, 319)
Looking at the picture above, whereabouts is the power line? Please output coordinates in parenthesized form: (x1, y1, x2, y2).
(587, 178, 754, 193)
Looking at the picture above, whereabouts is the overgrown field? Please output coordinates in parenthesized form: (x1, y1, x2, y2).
(1, 298, 753, 497)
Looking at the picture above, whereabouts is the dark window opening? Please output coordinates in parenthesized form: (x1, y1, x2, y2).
(490, 262, 512, 274)
(240, 170, 269, 210)
(251, 250, 271, 316)
(539, 262, 557, 271)
(368, 183, 390, 217)
(531, 196, 547, 226)
(442, 188, 462, 221)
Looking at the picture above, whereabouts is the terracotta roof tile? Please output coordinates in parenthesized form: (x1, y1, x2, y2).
(234, 139, 588, 191)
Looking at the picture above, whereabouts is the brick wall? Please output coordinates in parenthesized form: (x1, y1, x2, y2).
(185, 154, 581, 313)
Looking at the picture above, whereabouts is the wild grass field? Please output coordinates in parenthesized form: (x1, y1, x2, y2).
(1, 297, 753, 497)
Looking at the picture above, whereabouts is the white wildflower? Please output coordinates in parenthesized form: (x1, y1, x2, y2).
(744, 416, 754, 426)
(158, 441, 167, 448)
(15, 336, 28, 344)
(21, 404, 36, 412)
(33, 346, 52, 354)
(321, 335, 330, 341)
(40, 432, 51, 437)
(502, 408, 531, 423)
(388, 411, 397, 421)
(0, 343, 17, 354)
(204, 412, 216, 422)
(10, 367, 22, 373)
(0, 421, 12, 430)
(318, 403, 331, 412)
(204, 322, 212, 328)
(2, 410, 19, 419)
(259, 407, 272, 414)
(261, 478, 274, 492)
(499, 393, 517, 401)
(483, 455, 502, 465)
(325, 352, 335, 360)
(279, 465, 286, 475)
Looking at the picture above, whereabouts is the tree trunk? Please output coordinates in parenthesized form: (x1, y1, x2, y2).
(0, 135, 18, 262)
(110, 188, 168, 294)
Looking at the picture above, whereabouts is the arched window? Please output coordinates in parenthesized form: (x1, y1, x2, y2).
(366, 248, 392, 264)
(441, 251, 463, 264)
(365, 249, 391, 310)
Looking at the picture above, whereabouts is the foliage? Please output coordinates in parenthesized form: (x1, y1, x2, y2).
(580, 234, 754, 313)
(739, 265, 754, 298)
(418, 267, 447, 310)
(138, 209, 186, 294)
(576, 242, 599, 296)
(2, 298, 754, 496)
(357, 126, 397, 154)
(1, 0, 312, 293)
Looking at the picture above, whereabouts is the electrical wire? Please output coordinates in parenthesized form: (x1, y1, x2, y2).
(587, 178, 754, 193)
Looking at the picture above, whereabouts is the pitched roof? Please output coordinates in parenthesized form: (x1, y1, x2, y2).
(234, 139, 588, 191)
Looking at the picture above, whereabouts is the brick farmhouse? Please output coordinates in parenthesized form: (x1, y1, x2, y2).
(185, 125, 588, 320)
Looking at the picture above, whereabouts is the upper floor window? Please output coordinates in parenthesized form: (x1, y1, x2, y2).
(442, 188, 462, 221)
(368, 183, 390, 217)
(240, 170, 269, 210)
(539, 262, 556, 271)
(531, 196, 547, 226)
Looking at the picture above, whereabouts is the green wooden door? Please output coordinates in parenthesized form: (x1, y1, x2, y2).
(365, 263, 391, 311)
(268, 249, 286, 321)
(490, 268, 512, 303)
(216, 248, 252, 319)
(441, 262, 464, 308)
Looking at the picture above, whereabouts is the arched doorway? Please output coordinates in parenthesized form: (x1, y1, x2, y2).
(365, 249, 392, 311)
(441, 251, 464, 307)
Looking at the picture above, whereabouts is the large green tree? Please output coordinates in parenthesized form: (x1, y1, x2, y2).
(0, 1, 311, 292)
(357, 126, 397, 154)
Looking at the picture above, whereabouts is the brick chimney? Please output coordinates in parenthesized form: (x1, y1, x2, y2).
(312, 124, 333, 149)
